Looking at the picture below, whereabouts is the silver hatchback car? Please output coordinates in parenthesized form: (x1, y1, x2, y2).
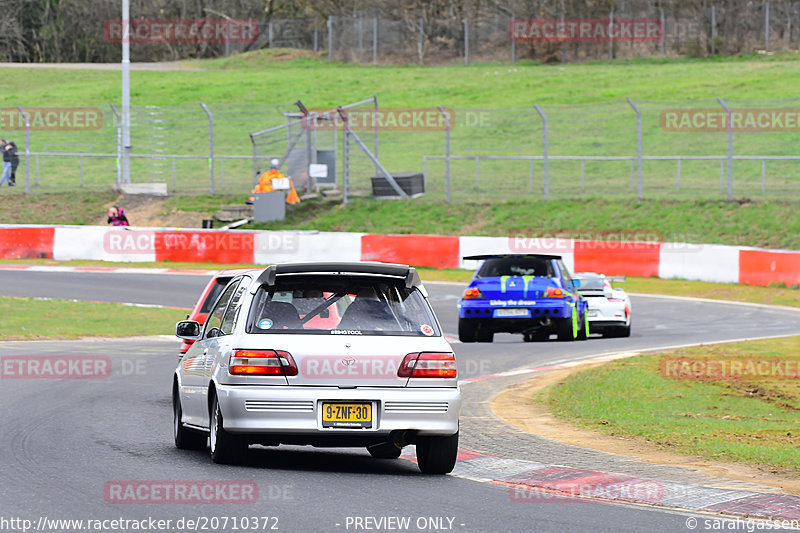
(173, 262, 461, 474)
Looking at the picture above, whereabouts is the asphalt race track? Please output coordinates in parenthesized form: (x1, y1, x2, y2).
(1, 269, 799, 533)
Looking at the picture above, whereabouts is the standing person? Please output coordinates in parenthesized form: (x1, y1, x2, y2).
(4, 140, 18, 186)
(107, 205, 130, 226)
(0, 139, 11, 187)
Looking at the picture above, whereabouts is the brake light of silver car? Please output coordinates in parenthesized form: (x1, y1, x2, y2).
(397, 352, 457, 379)
(229, 349, 299, 376)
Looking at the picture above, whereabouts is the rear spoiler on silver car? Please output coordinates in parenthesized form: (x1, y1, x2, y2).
(251, 262, 421, 293)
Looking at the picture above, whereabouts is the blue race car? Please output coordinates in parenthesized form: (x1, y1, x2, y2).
(457, 254, 589, 343)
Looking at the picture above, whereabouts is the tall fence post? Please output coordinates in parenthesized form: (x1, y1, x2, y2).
(328, 16, 333, 62)
(17, 107, 30, 194)
(418, 17, 424, 65)
(200, 103, 215, 194)
(373, 16, 378, 63)
(110, 104, 122, 189)
(711, 5, 716, 55)
(464, 18, 470, 65)
(627, 98, 643, 200)
(341, 111, 350, 205)
(609, 11, 614, 60)
(765, 2, 770, 51)
(373, 94, 379, 177)
(437, 107, 451, 202)
(717, 97, 734, 200)
(511, 14, 517, 63)
(534, 105, 549, 200)
(660, 9, 666, 55)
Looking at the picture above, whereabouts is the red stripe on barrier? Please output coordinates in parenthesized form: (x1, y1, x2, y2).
(0, 227, 55, 259)
(361, 234, 459, 269)
(739, 249, 800, 286)
(154, 231, 255, 264)
(573, 241, 661, 277)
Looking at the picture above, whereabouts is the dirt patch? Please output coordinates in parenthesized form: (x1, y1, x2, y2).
(491, 366, 800, 493)
(93, 195, 210, 228)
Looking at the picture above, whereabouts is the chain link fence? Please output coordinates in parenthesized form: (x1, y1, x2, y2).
(213, 2, 800, 65)
(7, 98, 800, 200)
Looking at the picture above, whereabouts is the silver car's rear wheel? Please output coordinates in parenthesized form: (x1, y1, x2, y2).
(416, 431, 458, 475)
(209, 395, 247, 464)
(173, 388, 207, 450)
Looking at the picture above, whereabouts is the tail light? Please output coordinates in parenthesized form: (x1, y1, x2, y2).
(463, 287, 484, 299)
(544, 287, 564, 298)
(398, 352, 457, 379)
(229, 349, 298, 376)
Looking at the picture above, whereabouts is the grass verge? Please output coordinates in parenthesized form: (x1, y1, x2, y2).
(539, 336, 800, 473)
(0, 296, 186, 340)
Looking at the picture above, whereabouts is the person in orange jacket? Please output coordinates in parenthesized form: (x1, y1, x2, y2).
(248, 159, 301, 204)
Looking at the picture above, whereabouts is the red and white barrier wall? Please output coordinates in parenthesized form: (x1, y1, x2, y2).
(1, 225, 799, 287)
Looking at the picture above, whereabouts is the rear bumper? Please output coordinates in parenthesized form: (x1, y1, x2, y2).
(458, 299, 571, 320)
(215, 384, 461, 439)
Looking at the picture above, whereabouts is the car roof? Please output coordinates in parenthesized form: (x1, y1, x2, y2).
(463, 254, 563, 261)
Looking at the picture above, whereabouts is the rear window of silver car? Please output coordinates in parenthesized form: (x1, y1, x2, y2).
(246, 275, 441, 337)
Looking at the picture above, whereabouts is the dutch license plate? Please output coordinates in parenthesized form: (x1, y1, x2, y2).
(322, 402, 372, 428)
(495, 308, 530, 318)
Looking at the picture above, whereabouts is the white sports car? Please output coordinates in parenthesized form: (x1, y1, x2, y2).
(573, 273, 631, 337)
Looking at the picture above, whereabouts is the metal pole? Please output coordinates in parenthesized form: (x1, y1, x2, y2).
(677, 159, 681, 192)
(17, 107, 30, 193)
(35, 155, 39, 187)
(511, 15, 516, 63)
(268, 20, 273, 48)
(464, 17, 469, 65)
(314, 24, 319, 52)
(711, 5, 716, 55)
(110, 104, 121, 188)
(342, 117, 349, 205)
(627, 98, 643, 200)
(438, 106, 450, 202)
(761, 159, 766, 193)
(419, 18, 424, 65)
(200, 103, 215, 194)
(766, 2, 770, 52)
(609, 10, 614, 60)
(80, 155, 84, 187)
(328, 16, 333, 62)
(373, 17, 378, 63)
(534, 105, 549, 200)
(717, 97, 734, 200)
(249, 134, 258, 188)
(475, 157, 480, 187)
(172, 157, 176, 191)
(220, 159, 225, 190)
(373, 94, 379, 176)
(121, 0, 131, 184)
(660, 9, 666, 55)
